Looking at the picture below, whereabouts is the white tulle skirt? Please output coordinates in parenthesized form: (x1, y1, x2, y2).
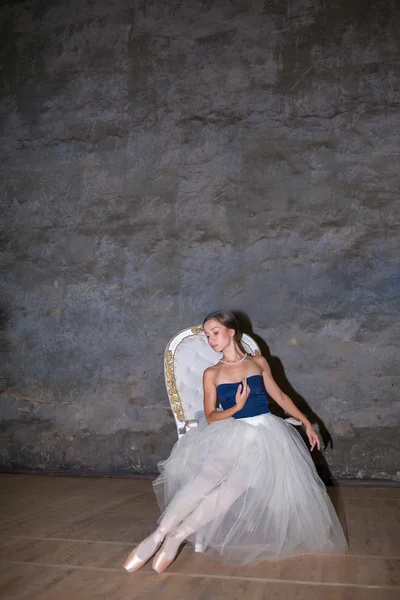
(153, 413, 348, 565)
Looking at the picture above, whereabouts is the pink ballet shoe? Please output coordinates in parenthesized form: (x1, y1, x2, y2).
(151, 548, 175, 574)
(123, 527, 167, 573)
(123, 547, 148, 573)
(151, 534, 182, 574)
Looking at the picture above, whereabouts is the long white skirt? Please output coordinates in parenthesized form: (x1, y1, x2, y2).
(153, 413, 348, 565)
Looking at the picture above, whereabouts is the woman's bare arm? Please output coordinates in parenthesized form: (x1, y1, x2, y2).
(203, 369, 247, 424)
(256, 357, 320, 450)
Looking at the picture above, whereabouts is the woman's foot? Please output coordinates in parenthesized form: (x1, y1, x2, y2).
(123, 527, 167, 572)
(152, 531, 186, 574)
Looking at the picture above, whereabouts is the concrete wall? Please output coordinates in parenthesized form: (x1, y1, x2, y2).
(0, 0, 399, 480)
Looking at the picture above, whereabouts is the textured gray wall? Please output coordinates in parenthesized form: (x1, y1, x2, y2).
(0, 0, 399, 480)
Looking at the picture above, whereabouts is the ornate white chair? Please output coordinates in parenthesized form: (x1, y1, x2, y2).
(164, 325, 302, 438)
(163, 325, 301, 552)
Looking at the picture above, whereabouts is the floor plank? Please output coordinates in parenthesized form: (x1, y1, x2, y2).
(0, 564, 399, 600)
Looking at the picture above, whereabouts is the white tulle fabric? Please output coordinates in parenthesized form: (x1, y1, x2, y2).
(153, 413, 348, 565)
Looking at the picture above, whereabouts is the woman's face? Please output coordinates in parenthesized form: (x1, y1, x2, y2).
(203, 318, 235, 353)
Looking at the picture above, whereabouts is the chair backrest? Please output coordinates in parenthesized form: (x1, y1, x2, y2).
(164, 325, 261, 438)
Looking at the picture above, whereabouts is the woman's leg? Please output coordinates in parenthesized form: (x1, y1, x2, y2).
(124, 460, 228, 570)
(158, 460, 229, 531)
(154, 472, 248, 563)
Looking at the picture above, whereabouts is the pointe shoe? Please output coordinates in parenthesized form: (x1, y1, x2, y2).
(123, 527, 167, 573)
(152, 535, 182, 574)
(151, 549, 175, 574)
(123, 548, 148, 573)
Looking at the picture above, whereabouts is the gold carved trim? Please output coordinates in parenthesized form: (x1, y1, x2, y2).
(165, 349, 185, 422)
(191, 326, 203, 334)
(253, 349, 261, 356)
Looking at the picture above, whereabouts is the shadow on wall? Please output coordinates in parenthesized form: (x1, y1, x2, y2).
(235, 310, 336, 486)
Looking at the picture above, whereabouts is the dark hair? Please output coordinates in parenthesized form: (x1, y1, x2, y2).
(203, 311, 242, 343)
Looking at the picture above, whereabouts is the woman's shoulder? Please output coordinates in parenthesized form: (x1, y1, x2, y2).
(247, 354, 269, 369)
(203, 364, 221, 383)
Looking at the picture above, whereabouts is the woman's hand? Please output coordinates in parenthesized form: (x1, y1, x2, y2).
(235, 378, 250, 410)
(305, 424, 320, 451)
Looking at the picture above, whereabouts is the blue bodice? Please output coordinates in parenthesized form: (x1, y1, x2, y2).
(216, 374, 270, 419)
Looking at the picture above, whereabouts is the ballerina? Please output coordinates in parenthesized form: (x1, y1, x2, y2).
(123, 311, 348, 574)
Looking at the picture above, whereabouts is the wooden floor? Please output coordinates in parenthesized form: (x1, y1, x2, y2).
(0, 475, 399, 599)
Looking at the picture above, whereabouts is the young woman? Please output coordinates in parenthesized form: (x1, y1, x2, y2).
(123, 311, 347, 574)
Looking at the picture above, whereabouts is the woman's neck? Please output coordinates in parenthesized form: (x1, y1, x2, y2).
(220, 344, 246, 365)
